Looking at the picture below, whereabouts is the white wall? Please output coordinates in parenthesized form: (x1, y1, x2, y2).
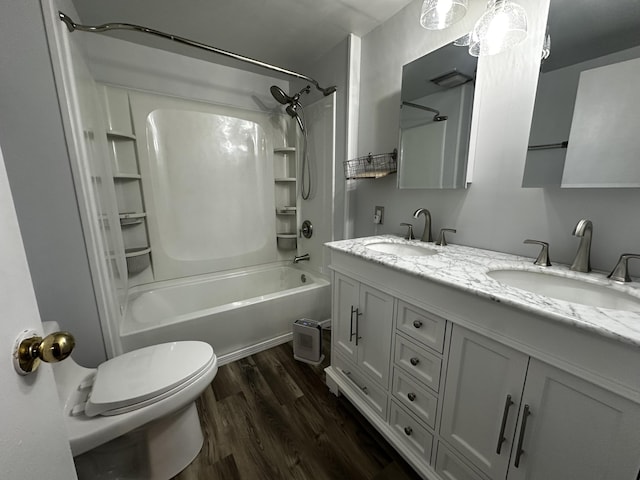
(354, 0, 640, 274)
(0, 0, 107, 366)
(84, 34, 290, 116)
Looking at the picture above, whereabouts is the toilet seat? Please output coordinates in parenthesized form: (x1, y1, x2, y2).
(84, 341, 214, 417)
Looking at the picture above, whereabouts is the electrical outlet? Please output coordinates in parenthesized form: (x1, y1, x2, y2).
(374, 206, 384, 225)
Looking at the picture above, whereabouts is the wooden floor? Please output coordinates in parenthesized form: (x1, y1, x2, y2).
(172, 331, 420, 480)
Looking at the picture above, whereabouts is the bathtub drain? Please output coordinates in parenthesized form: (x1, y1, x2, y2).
(300, 274, 307, 283)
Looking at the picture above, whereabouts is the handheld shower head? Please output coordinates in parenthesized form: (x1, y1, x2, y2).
(286, 103, 305, 133)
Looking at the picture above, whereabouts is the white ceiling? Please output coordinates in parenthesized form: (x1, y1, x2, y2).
(69, 0, 417, 75)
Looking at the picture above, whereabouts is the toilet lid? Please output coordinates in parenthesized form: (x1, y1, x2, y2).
(84, 341, 214, 417)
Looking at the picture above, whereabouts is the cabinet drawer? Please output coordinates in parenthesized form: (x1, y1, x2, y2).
(435, 442, 488, 480)
(392, 368, 437, 428)
(390, 400, 433, 464)
(394, 334, 442, 392)
(396, 301, 446, 353)
(333, 354, 388, 420)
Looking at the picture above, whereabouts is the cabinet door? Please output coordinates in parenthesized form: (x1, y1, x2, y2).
(441, 325, 529, 480)
(332, 273, 359, 363)
(507, 359, 640, 480)
(357, 283, 394, 387)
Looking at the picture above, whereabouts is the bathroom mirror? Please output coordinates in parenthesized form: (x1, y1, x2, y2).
(398, 43, 476, 189)
(522, 0, 640, 188)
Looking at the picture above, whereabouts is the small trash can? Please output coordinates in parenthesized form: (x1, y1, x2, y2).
(292, 318, 324, 365)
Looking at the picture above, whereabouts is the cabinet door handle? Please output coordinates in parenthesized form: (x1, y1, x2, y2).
(407, 392, 416, 402)
(496, 394, 514, 454)
(355, 307, 362, 346)
(404, 426, 413, 436)
(410, 357, 420, 366)
(342, 369, 368, 395)
(349, 306, 356, 342)
(413, 320, 423, 328)
(514, 404, 531, 468)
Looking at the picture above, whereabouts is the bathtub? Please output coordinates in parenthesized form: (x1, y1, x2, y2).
(119, 263, 331, 364)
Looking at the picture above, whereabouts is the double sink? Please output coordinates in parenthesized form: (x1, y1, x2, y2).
(364, 239, 640, 311)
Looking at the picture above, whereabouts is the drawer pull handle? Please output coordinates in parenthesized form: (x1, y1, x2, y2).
(410, 357, 420, 366)
(514, 404, 531, 468)
(407, 392, 416, 402)
(342, 369, 369, 395)
(349, 306, 356, 342)
(496, 394, 514, 455)
(404, 426, 413, 436)
(413, 320, 423, 328)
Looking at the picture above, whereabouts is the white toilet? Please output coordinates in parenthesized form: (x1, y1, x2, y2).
(44, 321, 218, 480)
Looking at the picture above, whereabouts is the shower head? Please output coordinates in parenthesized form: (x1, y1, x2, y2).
(270, 85, 311, 105)
(270, 85, 292, 105)
(271, 85, 311, 133)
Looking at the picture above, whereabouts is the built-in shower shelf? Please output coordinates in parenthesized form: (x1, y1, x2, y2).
(124, 247, 151, 275)
(276, 206, 297, 215)
(119, 212, 146, 226)
(113, 173, 142, 180)
(106, 130, 136, 140)
(274, 146, 297, 252)
(274, 147, 296, 154)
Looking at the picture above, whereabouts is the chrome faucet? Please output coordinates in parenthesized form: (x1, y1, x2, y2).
(413, 208, 432, 242)
(608, 254, 640, 282)
(570, 219, 592, 273)
(293, 253, 310, 263)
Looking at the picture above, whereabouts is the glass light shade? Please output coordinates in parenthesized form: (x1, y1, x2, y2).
(453, 32, 472, 46)
(420, 0, 469, 30)
(541, 33, 551, 60)
(469, 0, 527, 57)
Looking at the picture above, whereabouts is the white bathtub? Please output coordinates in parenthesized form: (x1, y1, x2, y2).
(120, 263, 331, 364)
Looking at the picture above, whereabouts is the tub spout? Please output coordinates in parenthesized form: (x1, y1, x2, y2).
(293, 253, 310, 263)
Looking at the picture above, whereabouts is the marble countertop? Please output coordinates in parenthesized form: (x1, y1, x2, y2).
(326, 235, 640, 348)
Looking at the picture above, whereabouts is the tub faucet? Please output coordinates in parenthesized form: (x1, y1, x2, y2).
(293, 253, 310, 263)
(570, 219, 592, 273)
(413, 208, 432, 242)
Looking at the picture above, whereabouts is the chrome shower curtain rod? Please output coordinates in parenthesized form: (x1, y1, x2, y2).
(58, 12, 337, 97)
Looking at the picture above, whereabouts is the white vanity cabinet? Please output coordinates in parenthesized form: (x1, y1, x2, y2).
(325, 246, 640, 480)
(333, 272, 394, 388)
(442, 325, 640, 480)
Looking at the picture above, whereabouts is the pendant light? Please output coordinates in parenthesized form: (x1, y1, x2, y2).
(420, 0, 469, 30)
(469, 0, 527, 57)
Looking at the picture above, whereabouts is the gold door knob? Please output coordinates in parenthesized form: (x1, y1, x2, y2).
(13, 329, 75, 375)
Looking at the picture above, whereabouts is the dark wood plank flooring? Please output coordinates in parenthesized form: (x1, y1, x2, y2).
(173, 331, 421, 480)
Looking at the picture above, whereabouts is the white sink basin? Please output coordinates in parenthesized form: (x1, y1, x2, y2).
(365, 242, 437, 257)
(487, 269, 640, 311)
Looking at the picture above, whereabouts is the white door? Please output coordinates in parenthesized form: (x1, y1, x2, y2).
(440, 325, 529, 480)
(507, 359, 640, 480)
(332, 272, 359, 362)
(0, 146, 78, 477)
(357, 283, 394, 388)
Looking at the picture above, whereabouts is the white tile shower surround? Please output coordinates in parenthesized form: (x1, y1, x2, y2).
(326, 235, 640, 347)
